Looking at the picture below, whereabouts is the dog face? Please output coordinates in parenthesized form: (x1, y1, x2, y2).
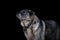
(20, 17, 32, 27)
(16, 9, 35, 27)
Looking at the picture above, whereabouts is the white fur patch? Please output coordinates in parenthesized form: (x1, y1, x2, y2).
(21, 22, 24, 26)
(41, 20, 45, 40)
(33, 23, 39, 31)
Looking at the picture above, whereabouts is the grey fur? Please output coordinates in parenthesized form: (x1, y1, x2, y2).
(16, 9, 60, 40)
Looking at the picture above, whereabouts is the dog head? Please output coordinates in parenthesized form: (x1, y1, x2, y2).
(16, 9, 35, 28)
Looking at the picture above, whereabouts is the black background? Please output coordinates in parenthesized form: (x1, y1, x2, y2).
(16, 0, 60, 40)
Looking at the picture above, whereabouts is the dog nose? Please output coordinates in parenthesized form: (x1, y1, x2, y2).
(16, 13, 19, 17)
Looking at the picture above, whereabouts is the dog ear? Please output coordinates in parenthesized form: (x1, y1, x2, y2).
(28, 10, 35, 16)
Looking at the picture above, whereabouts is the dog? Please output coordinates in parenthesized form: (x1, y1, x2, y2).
(16, 9, 60, 40)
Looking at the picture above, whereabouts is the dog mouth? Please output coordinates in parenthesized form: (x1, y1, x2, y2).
(23, 21, 34, 31)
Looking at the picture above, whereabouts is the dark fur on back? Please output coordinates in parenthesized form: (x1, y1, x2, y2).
(45, 20, 60, 40)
